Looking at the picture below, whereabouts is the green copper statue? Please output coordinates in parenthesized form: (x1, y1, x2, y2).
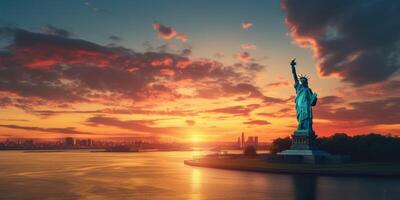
(277, 59, 334, 157)
(290, 59, 317, 133)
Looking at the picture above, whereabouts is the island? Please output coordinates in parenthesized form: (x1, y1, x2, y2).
(184, 154, 400, 177)
(184, 59, 400, 177)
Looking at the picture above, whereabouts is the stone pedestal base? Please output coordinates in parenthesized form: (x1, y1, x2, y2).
(278, 149, 330, 156)
(290, 130, 317, 150)
(277, 129, 333, 164)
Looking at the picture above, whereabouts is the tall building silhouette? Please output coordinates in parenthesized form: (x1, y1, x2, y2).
(65, 137, 75, 147)
(241, 132, 245, 149)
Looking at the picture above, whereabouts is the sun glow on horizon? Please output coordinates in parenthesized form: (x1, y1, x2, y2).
(191, 134, 202, 143)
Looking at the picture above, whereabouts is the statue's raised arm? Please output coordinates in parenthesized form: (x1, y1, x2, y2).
(290, 58, 299, 88)
(289, 59, 317, 132)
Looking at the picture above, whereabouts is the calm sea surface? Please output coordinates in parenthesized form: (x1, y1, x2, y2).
(0, 150, 399, 200)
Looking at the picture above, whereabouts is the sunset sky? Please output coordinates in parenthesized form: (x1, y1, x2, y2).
(0, 0, 399, 142)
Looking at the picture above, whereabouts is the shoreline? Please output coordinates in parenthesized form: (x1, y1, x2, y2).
(184, 157, 400, 177)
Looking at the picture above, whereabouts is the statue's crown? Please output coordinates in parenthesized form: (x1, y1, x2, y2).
(298, 74, 309, 80)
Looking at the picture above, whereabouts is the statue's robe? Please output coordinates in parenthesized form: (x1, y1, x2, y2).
(294, 83, 317, 131)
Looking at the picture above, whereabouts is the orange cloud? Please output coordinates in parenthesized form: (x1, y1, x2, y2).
(243, 119, 270, 126)
(185, 120, 195, 126)
(152, 22, 188, 42)
(0, 27, 267, 110)
(266, 80, 290, 88)
(241, 44, 256, 50)
(235, 52, 253, 62)
(152, 22, 177, 40)
(207, 104, 261, 116)
(0, 124, 91, 135)
(159, 69, 175, 76)
(151, 57, 174, 67)
(242, 21, 253, 30)
(176, 32, 188, 42)
(214, 52, 224, 58)
(86, 116, 181, 135)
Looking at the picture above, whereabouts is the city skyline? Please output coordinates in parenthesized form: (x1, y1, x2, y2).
(0, 0, 399, 142)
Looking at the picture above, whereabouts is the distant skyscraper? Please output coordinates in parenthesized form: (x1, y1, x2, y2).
(241, 132, 245, 149)
(255, 136, 259, 148)
(87, 139, 93, 147)
(248, 136, 254, 145)
(239, 135, 259, 149)
(65, 137, 75, 147)
(23, 139, 34, 147)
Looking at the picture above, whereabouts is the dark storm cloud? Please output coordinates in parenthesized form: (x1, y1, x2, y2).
(108, 35, 122, 41)
(0, 26, 280, 117)
(0, 27, 262, 106)
(282, 0, 400, 85)
(41, 24, 71, 37)
(314, 97, 400, 126)
(0, 27, 117, 68)
(0, 66, 86, 102)
(337, 79, 400, 98)
(0, 124, 90, 134)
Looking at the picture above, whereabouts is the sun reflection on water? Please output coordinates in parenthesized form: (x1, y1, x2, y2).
(190, 169, 202, 200)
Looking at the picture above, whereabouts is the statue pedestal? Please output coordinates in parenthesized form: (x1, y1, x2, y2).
(290, 130, 317, 150)
(277, 130, 331, 163)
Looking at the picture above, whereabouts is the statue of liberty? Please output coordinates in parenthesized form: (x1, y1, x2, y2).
(290, 59, 317, 134)
(278, 59, 333, 158)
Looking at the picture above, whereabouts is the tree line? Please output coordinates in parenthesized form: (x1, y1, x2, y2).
(269, 133, 400, 162)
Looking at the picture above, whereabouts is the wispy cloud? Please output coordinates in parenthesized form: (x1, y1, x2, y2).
(41, 24, 71, 37)
(243, 119, 270, 126)
(152, 22, 188, 42)
(0, 124, 90, 135)
(241, 43, 256, 50)
(235, 52, 253, 62)
(86, 116, 180, 135)
(242, 21, 253, 30)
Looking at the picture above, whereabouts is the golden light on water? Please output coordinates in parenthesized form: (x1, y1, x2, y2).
(190, 168, 202, 200)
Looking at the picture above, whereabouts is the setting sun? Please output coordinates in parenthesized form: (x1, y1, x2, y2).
(191, 135, 201, 143)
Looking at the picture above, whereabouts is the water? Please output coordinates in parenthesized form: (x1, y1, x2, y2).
(0, 150, 399, 200)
